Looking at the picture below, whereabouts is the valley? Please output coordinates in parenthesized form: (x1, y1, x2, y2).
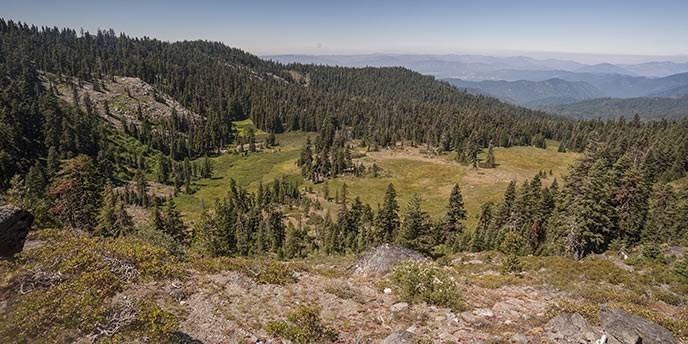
(0, 11, 687, 344)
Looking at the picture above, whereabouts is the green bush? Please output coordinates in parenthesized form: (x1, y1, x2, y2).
(266, 305, 338, 343)
(675, 255, 688, 280)
(642, 243, 665, 263)
(391, 260, 464, 311)
(0, 229, 180, 341)
(500, 254, 523, 274)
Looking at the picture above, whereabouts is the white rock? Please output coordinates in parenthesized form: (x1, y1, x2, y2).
(383, 288, 393, 294)
(460, 311, 477, 323)
(473, 308, 495, 318)
(391, 302, 409, 313)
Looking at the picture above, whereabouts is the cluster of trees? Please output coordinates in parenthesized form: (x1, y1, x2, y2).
(320, 183, 468, 256)
(0, 19, 580, 171)
(469, 125, 688, 259)
(297, 119, 355, 181)
(193, 177, 306, 258)
(3, 19, 688, 263)
(119, 104, 235, 160)
(155, 153, 212, 195)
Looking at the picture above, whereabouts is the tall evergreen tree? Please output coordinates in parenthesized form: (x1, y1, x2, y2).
(376, 183, 400, 243)
(48, 155, 103, 231)
(397, 194, 431, 253)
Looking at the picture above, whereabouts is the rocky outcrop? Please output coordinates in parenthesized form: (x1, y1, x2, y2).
(545, 312, 603, 343)
(352, 244, 426, 275)
(599, 307, 676, 344)
(380, 330, 415, 344)
(545, 307, 677, 344)
(0, 205, 34, 257)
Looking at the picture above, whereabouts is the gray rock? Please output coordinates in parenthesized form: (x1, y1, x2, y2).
(665, 246, 685, 258)
(380, 330, 415, 344)
(511, 332, 528, 343)
(599, 307, 677, 344)
(0, 205, 34, 257)
(544, 309, 677, 344)
(352, 244, 426, 275)
(544, 312, 601, 343)
(473, 308, 495, 318)
(390, 302, 409, 313)
(460, 311, 476, 323)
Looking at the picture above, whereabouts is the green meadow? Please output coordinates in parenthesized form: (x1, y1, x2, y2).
(175, 120, 579, 227)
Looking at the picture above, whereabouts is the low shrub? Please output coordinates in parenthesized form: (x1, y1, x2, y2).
(266, 305, 338, 343)
(392, 260, 464, 311)
(500, 254, 523, 274)
(187, 257, 300, 285)
(0, 229, 180, 341)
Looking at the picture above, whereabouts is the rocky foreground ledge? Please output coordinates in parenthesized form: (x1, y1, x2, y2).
(0, 205, 33, 257)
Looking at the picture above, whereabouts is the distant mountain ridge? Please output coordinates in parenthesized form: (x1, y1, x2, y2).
(543, 95, 688, 120)
(267, 53, 688, 120)
(444, 78, 605, 107)
(445, 72, 688, 106)
(266, 53, 688, 79)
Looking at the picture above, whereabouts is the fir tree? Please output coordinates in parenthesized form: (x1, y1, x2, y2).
(48, 155, 103, 231)
(163, 200, 187, 244)
(397, 194, 431, 252)
(377, 183, 400, 243)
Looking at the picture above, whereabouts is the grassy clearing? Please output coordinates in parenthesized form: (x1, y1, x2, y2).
(175, 132, 578, 226)
(174, 131, 304, 219)
(234, 118, 266, 137)
(313, 140, 578, 227)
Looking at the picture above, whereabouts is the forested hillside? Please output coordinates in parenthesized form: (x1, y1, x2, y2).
(2, 18, 688, 344)
(0, 19, 584, 186)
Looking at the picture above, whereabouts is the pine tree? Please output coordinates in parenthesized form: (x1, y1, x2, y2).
(377, 183, 400, 243)
(96, 181, 133, 237)
(643, 184, 677, 243)
(472, 202, 494, 252)
(555, 151, 615, 258)
(134, 169, 148, 206)
(46, 146, 61, 178)
(611, 157, 648, 244)
(48, 155, 103, 231)
(25, 161, 47, 197)
(157, 153, 171, 184)
(163, 200, 187, 244)
(267, 207, 285, 253)
(96, 181, 117, 236)
(284, 223, 306, 259)
(444, 183, 467, 249)
(322, 179, 329, 201)
(397, 194, 431, 252)
(446, 184, 467, 231)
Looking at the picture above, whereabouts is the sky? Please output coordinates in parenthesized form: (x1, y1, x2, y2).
(2, 0, 687, 63)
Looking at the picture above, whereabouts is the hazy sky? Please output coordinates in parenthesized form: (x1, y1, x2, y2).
(2, 0, 687, 63)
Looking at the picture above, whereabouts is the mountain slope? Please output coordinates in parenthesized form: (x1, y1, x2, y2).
(545, 95, 688, 120)
(574, 63, 636, 75)
(444, 78, 605, 106)
(0, 19, 571, 186)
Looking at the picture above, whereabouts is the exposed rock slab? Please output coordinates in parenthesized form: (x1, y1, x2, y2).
(599, 307, 677, 344)
(0, 205, 34, 257)
(380, 330, 415, 344)
(544, 308, 677, 344)
(352, 244, 426, 275)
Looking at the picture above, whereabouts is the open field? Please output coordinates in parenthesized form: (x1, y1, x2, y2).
(174, 131, 304, 218)
(175, 122, 579, 227)
(314, 140, 579, 228)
